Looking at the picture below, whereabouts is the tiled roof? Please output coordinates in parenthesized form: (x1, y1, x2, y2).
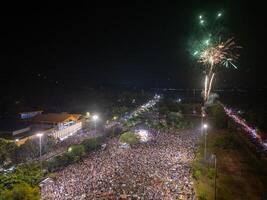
(31, 113, 81, 123)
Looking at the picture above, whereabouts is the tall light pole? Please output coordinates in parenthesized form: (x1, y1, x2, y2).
(203, 123, 208, 160)
(212, 154, 217, 200)
(92, 114, 99, 134)
(201, 112, 205, 136)
(36, 133, 43, 171)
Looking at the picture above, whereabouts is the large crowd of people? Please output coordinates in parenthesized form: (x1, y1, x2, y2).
(41, 129, 200, 199)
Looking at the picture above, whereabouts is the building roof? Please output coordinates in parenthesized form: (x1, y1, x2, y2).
(31, 113, 81, 124)
(19, 110, 43, 114)
(0, 119, 29, 132)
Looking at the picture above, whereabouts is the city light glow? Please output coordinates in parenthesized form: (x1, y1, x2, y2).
(223, 105, 267, 150)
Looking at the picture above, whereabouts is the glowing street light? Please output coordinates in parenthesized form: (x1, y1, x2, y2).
(203, 123, 208, 160)
(92, 114, 99, 121)
(92, 114, 99, 133)
(201, 112, 205, 135)
(68, 147, 72, 152)
(36, 133, 43, 171)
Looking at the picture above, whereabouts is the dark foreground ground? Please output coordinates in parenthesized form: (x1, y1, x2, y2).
(193, 127, 267, 200)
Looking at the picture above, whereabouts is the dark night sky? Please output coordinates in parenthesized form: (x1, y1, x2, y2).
(1, 0, 266, 90)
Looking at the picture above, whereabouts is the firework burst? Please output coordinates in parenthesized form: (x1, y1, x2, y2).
(190, 11, 241, 103)
(199, 38, 241, 67)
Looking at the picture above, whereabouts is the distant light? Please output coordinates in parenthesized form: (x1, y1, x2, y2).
(217, 12, 222, 17)
(154, 94, 160, 99)
(178, 98, 181, 103)
(203, 124, 208, 129)
(68, 147, 72, 152)
(200, 20, 205, 24)
(199, 15, 203, 19)
(36, 133, 43, 137)
(15, 139, 19, 142)
(202, 113, 205, 117)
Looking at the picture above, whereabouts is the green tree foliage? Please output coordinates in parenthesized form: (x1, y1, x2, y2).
(105, 126, 123, 138)
(0, 182, 40, 200)
(111, 106, 128, 117)
(67, 145, 85, 161)
(119, 132, 139, 145)
(0, 139, 18, 167)
(0, 164, 43, 189)
(46, 153, 71, 171)
(209, 103, 228, 129)
(0, 164, 43, 200)
(81, 137, 102, 152)
(166, 112, 183, 127)
(46, 137, 103, 172)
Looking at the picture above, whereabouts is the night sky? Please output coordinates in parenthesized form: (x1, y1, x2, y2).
(1, 0, 266, 90)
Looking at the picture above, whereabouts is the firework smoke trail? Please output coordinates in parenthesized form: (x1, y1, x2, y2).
(204, 75, 208, 101)
(207, 72, 215, 100)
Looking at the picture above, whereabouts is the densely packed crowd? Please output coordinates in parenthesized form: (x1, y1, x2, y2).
(42, 129, 200, 199)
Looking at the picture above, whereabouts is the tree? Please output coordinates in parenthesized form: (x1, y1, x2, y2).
(0, 164, 43, 189)
(81, 137, 102, 152)
(166, 112, 183, 127)
(0, 182, 40, 200)
(0, 164, 43, 200)
(111, 106, 128, 117)
(209, 103, 227, 129)
(0, 139, 18, 167)
(68, 145, 85, 161)
(119, 132, 139, 145)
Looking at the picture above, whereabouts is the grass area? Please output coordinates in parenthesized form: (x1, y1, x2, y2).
(193, 127, 267, 200)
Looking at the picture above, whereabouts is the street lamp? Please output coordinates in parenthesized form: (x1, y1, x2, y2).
(212, 154, 217, 200)
(92, 114, 99, 133)
(203, 123, 208, 160)
(201, 112, 205, 135)
(36, 133, 43, 171)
